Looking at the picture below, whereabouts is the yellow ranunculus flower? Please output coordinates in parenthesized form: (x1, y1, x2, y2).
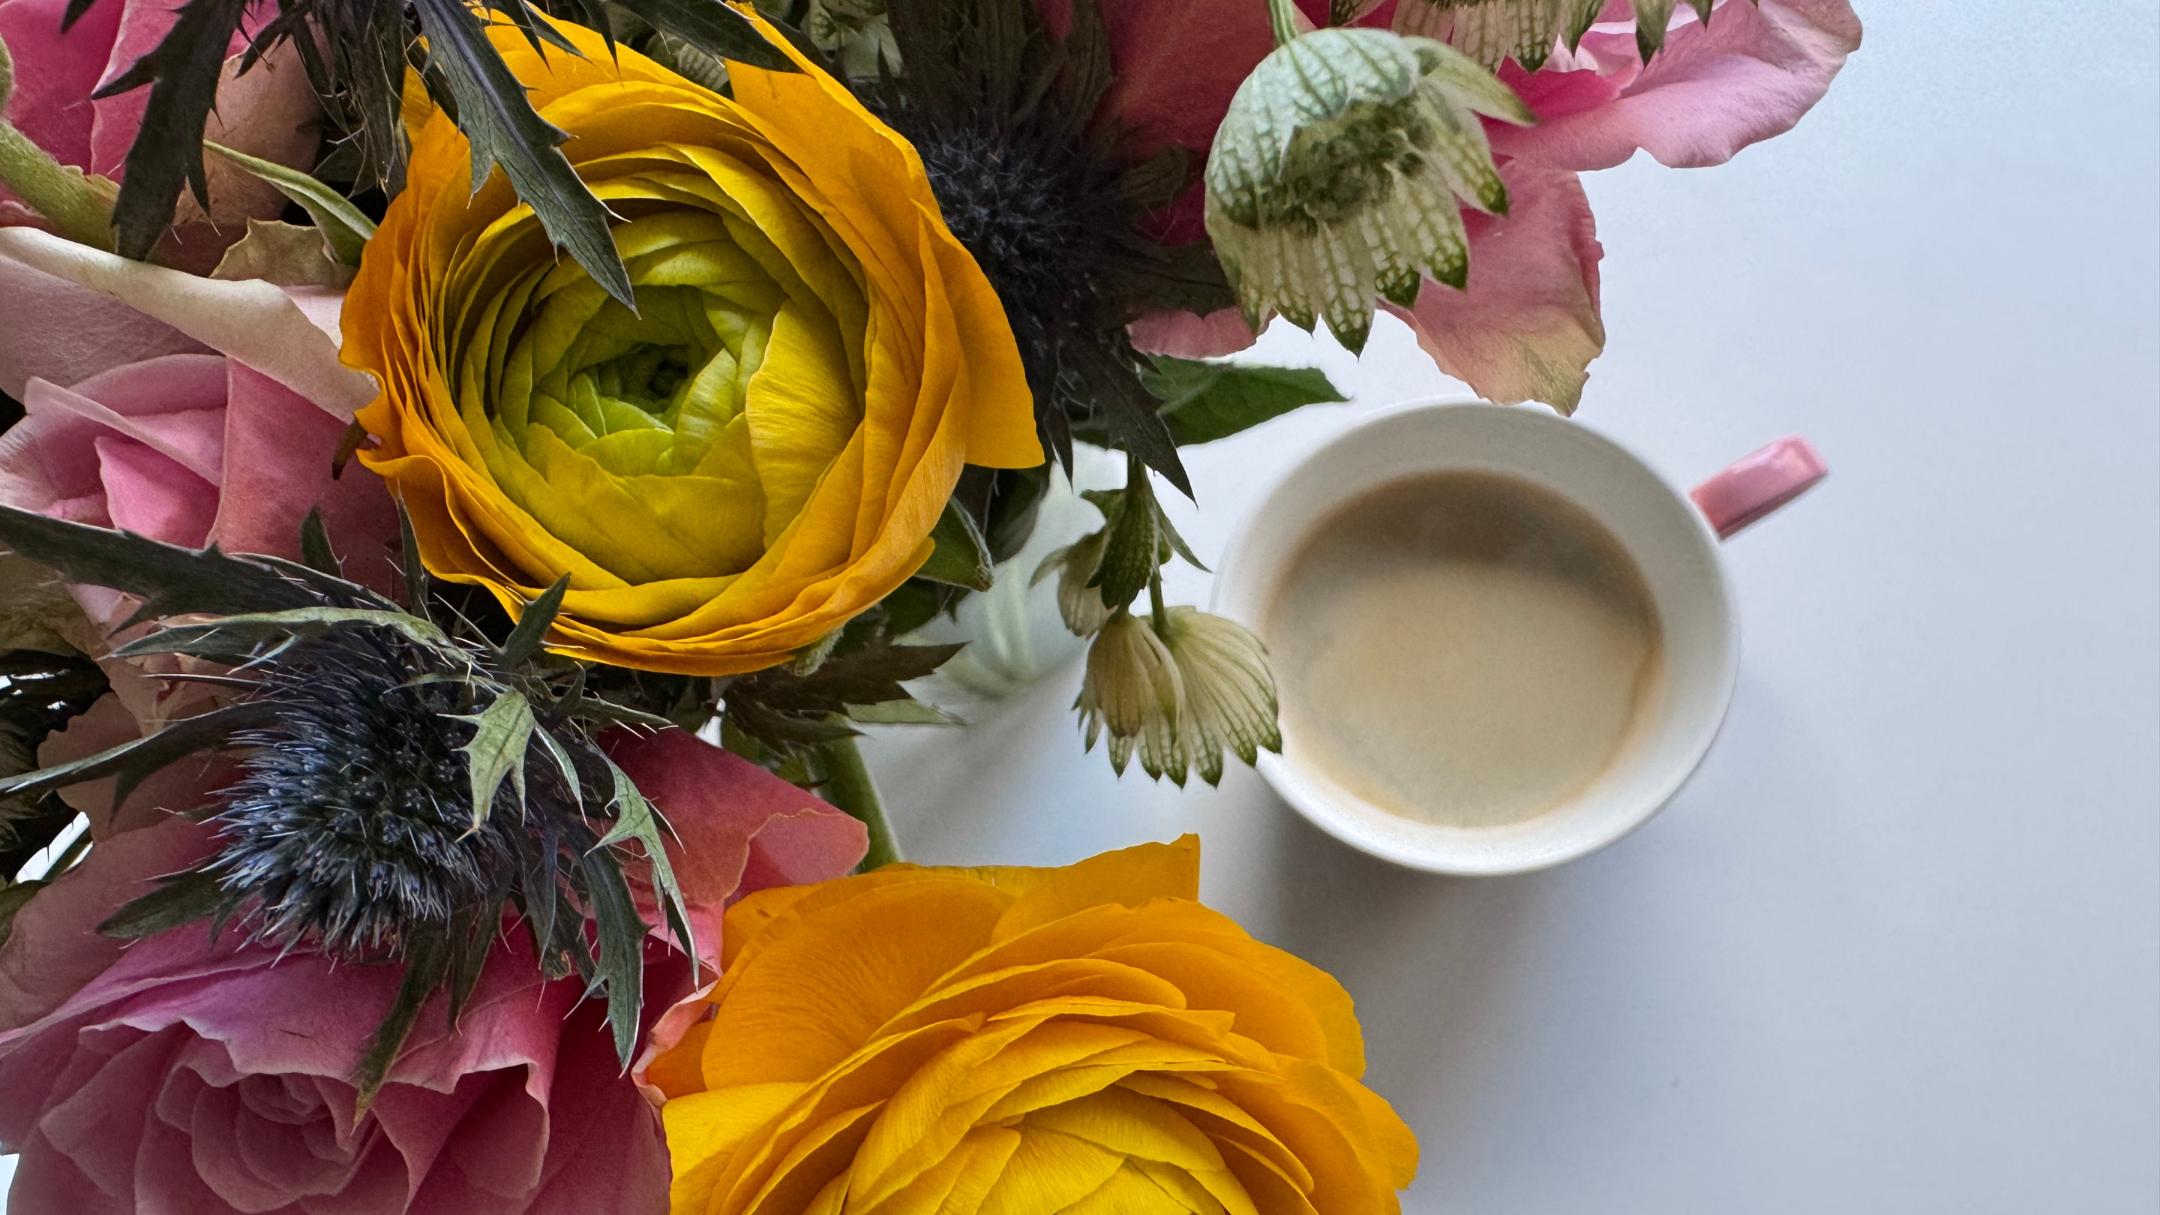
(344, 13, 1040, 674)
(647, 837, 1418, 1213)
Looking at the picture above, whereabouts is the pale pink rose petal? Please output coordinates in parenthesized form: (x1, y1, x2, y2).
(1384, 162, 1606, 410)
(0, 245, 204, 398)
(1492, 0, 1863, 172)
(212, 360, 403, 591)
(0, 228, 373, 412)
(1128, 307, 1259, 360)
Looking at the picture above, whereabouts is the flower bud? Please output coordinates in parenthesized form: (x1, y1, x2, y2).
(1204, 27, 1533, 352)
(1076, 611, 1189, 782)
(1033, 528, 1116, 636)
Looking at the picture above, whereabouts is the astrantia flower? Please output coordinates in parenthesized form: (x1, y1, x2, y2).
(1076, 607, 1282, 786)
(1160, 606, 1281, 787)
(347, 13, 1040, 677)
(1205, 27, 1534, 352)
(645, 836, 1419, 1213)
(1077, 610, 1188, 782)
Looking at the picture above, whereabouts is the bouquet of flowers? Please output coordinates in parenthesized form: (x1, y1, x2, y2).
(0, 0, 1855, 1209)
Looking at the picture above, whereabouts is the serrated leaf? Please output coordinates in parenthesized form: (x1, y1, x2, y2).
(1088, 351, 1192, 499)
(443, 909, 494, 1026)
(353, 934, 451, 1112)
(410, 0, 633, 306)
(498, 575, 570, 669)
(917, 502, 995, 591)
(0, 701, 276, 802)
(204, 141, 377, 265)
(579, 846, 645, 1065)
(596, 757, 696, 972)
(454, 690, 534, 832)
(116, 608, 453, 663)
(0, 504, 331, 623)
(1146, 358, 1346, 446)
(97, 0, 251, 260)
(615, 0, 795, 71)
(96, 869, 228, 939)
(533, 727, 583, 805)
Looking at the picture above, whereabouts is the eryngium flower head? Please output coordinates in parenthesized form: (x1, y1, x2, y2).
(1161, 606, 1282, 786)
(206, 628, 549, 959)
(1204, 27, 1534, 352)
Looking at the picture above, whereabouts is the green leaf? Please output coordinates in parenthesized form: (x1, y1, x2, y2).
(97, 869, 229, 939)
(454, 691, 535, 832)
(395, 502, 432, 616)
(0, 504, 329, 624)
(614, 0, 795, 71)
(353, 935, 451, 1113)
(1146, 358, 1346, 446)
(115, 608, 453, 663)
(596, 757, 696, 972)
(848, 700, 963, 727)
(578, 846, 646, 1065)
(297, 509, 341, 577)
(917, 502, 995, 591)
(498, 575, 570, 669)
(410, 0, 634, 306)
(203, 142, 377, 265)
(96, 0, 251, 260)
(0, 701, 277, 803)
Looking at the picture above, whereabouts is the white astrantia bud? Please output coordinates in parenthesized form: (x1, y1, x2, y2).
(1203, 27, 1535, 353)
(1158, 607, 1281, 787)
(1077, 611, 1190, 783)
(1393, 0, 1713, 69)
(1033, 529, 1116, 637)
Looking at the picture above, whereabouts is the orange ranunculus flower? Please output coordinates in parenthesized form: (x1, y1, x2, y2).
(343, 13, 1040, 675)
(645, 837, 1418, 1213)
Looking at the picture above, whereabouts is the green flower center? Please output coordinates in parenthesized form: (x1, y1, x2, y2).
(446, 181, 869, 588)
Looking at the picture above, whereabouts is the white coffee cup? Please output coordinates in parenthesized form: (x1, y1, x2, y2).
(1212, 401, 1824, 875)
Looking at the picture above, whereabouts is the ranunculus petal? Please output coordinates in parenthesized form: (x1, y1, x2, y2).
(1384, 162, 1605, 410)
(1493, 0, 1863, 172)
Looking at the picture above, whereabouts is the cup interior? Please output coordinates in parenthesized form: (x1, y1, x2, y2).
(1213, 402, 1737, 875)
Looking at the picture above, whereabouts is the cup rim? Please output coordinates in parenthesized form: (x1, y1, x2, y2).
(1212, 399, 1740, 876)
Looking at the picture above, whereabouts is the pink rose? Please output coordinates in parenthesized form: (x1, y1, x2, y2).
(0, 0, 321, 267)
(0, 228, 399, 668)
(0, 728, 867, 1214)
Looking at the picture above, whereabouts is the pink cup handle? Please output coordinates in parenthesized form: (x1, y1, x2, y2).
(1690, 436, 1827, 540)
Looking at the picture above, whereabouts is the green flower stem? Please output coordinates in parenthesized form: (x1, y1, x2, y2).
(818, 734, 902, 871)
(1266, 0, 1303, 46)
(0, 39, 116, 252)
(1148, 572, 1172, 636)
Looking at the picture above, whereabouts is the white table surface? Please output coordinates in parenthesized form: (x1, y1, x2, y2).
(865, 6, 2160, 1212)
(7, 3, 2157, 1211)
